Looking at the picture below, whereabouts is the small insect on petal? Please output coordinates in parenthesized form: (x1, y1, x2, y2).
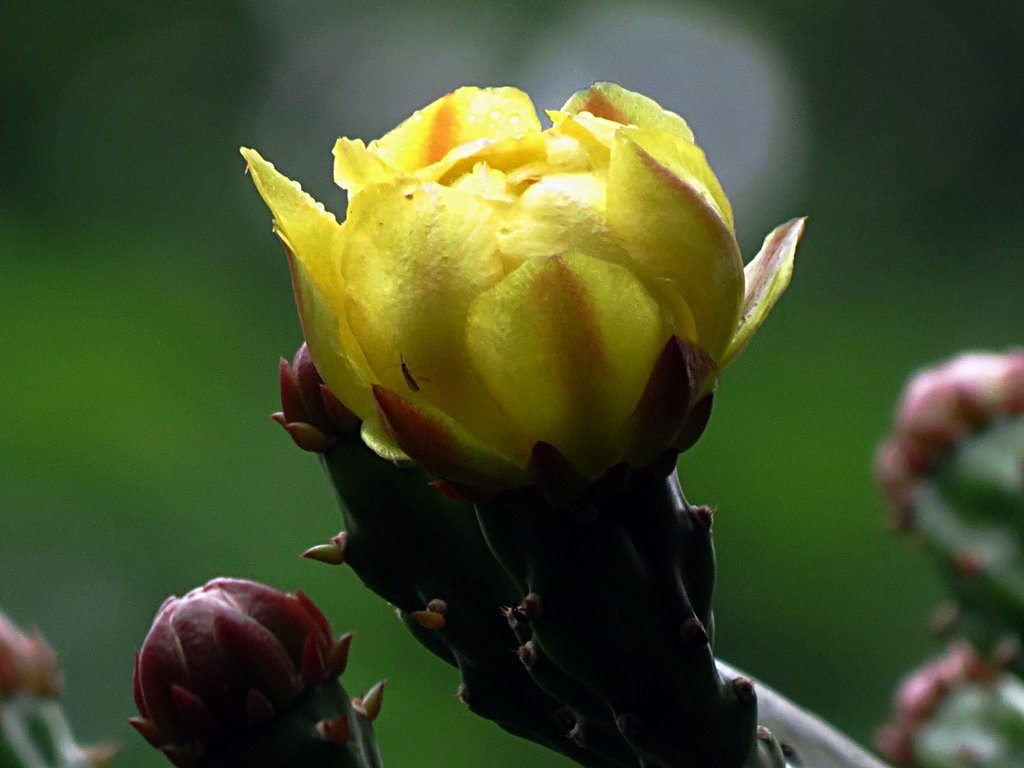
(398, 354, 431, 392)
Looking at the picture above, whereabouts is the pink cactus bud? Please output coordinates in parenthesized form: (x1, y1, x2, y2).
(875, 350, 1024, 509)
(0, 609, 62, 698)
(876, 642, 997, 766)
(131, 578, 341, 765)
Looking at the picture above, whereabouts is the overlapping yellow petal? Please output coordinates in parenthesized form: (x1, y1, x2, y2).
(368, 87, 541, 175)
(338, 181, 515, 450)
(465, 252, 666, 476)
(241, 148, 373, 417)
(561, 81, 695, 144)
(605, 129, 743, 362)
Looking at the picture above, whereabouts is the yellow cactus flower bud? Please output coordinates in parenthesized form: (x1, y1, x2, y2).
(243, 82, 803, 492)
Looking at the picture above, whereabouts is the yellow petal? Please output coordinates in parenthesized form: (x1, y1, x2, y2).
(339, 181, 513, 449)
(620, 125, 733, 229)
(465, 252, 666, 477)
(605, 130, 743, 362)
(241, 148, 373, 417)
(496, 172, 627, 270)
(333, 138, 401, 191)
(367, 87, 541, 174)
(561, 82, 695, 143)
(720, 217, 805, 368)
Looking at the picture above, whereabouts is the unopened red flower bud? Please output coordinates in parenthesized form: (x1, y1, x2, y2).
(130, 577, 353, 767)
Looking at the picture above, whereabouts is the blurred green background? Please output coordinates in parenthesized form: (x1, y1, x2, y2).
(3, 0, 1023, 765)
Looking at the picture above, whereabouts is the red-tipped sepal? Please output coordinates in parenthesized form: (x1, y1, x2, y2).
(621, 335, 716, 469)
(273, 344, 361, 452)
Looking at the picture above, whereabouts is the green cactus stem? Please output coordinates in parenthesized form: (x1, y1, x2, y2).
(318, 434, 632, 768)
(475, 461, 753, 768)
(289, 349, 885, 768)
(896, 416, 1024, 671)
(0, 696, 114, 768)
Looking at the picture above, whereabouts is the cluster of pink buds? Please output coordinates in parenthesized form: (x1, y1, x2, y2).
(875, 350, 1024, 514)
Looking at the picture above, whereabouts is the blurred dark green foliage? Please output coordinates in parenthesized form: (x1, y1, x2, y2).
(2, 1, 1022, 766)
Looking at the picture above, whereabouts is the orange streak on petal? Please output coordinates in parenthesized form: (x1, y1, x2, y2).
(426, 94, 458, 167)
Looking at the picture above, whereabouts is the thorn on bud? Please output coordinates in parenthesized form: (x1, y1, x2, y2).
(301, 532, 348, 565)
(730, 677, 756, 707)
(282, 420, 337, 453)
(352, 679, 386, 721)
(411, 609, 446, 630)
(615, 712, 643, 738)
(567, 722, 585, 746)
(953, 553, 984, 575)
(512, 593, 543, 625)
(553, 707, 577, 734)
(690, 505, 714, 532)
(326, 632, 354, 679)
(456, 682, 471, 706)
(929, 602, 958, 637)
(679, 616, 709, 647)
(82, 744, 119, 768)
(316, 714, 352, 745)
(128, 717, 163, 748)
(515, 641, 539, 670)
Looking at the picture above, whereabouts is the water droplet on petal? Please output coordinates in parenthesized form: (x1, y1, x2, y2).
(489, 109, 503, 121)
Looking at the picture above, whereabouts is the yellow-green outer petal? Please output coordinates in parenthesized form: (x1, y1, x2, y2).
(605, 130, 743, 362)
(561, 82, 695, 143)
(465, 252, 666, 477)
(241, 148, 373, 417)
(721, 217, 805, 368)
